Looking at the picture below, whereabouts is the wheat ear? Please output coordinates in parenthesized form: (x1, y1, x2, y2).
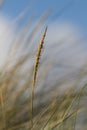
(31, 26, 47, 129)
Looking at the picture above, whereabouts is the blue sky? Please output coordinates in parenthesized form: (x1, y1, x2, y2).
(0, 0, 87, 35)
(0, 0, 87, 71)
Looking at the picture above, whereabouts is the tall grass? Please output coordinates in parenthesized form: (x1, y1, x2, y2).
(0, 4, 87, 130)
(31, 26, 47, 129)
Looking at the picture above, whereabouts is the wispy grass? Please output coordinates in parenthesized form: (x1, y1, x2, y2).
(0, 2, 87, 130)
(31, 26, 47, 129)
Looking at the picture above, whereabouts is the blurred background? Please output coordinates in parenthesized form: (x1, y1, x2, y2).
(0, 0, 87, 130)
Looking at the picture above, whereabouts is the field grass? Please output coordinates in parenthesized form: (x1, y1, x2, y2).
(0, 4, 87, 130)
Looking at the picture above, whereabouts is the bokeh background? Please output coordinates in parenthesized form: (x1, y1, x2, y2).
(0, 0, 87, 130)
